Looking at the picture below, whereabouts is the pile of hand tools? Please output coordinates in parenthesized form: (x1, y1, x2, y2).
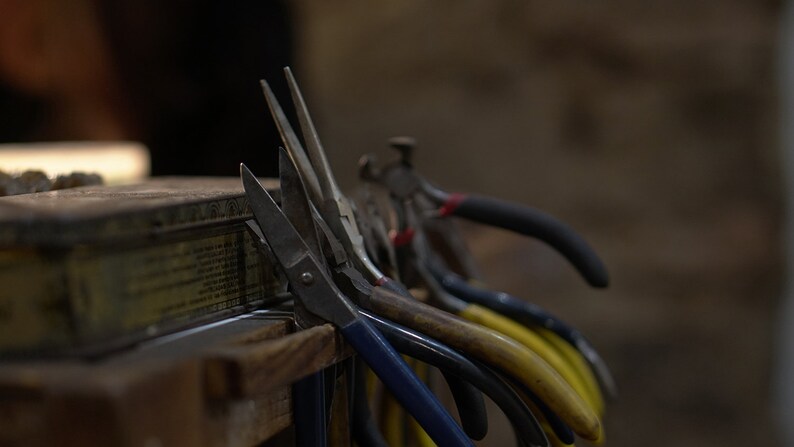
(241, 67, 615, 447)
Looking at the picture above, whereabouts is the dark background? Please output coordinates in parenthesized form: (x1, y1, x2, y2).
(0, 1, 784, 445)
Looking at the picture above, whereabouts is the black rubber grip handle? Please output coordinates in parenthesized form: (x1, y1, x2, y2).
(447, 194, 609, 288)
(429, 260, 582, 344)
(441, 371, 489, 441)
(352, 358, 389, 447)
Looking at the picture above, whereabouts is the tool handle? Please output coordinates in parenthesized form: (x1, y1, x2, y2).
(363, 310, 548, 447)
(430, 261, 618, 401)
(292, 371, 327, 447)
(352, 358, 389, 447)
(434, 263, 575, 338)
(339, 317, 473, 447)
(376, 275, 413, 296)
(360, 287, 603, 441)
(516, 382, 576, 445)
(440, 193, 609, 288)
(440, 371, 489, 441)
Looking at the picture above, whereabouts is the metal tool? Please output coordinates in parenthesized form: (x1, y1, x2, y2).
(241, 162, 473, 446)
(398, 199, 608, 428)
(426, 255, 618, 403)
(362, 310, 550, 447)
(358, 139, 617, 417)
(268, 146, 600, 440)
(279, 148, 484, 443)
(338, 194, 602, 440)
(278, 148, 497, 443)
(389, 192, 616, 409)
(355, 280, 603, 442)
(359, 137, 610, 288)
(358, 310, 491, 443)
(274, 175, 600, 441)
(255, 68, 610, 444)
(260, 70, 409, 296)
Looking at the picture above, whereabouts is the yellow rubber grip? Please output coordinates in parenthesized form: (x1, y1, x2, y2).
(382, 390, 404, 447)
(459, 304, 601, 417)
(537, 328, 606, 418)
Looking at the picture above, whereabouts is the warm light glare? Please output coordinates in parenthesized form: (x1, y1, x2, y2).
(0, 142, 150, 184)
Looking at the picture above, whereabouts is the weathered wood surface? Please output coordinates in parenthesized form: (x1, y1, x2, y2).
(204, 324, 345, 399)
(0, 176, 278, 247)
(0, 313, 350, 447)
(0, 178, 285, 357)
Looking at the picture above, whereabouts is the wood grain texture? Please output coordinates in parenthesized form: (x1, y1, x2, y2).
(0, 315, 350, 446)
(0, 178, 285, 357)
(204, 323, 350, 399)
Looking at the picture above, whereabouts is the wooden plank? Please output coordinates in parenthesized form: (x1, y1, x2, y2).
(0, 314, 350, 446)
(44, 360, 205, 447)
(0, 178, 286, 357)
(0, 177, 278, 246)
(203, 323, 349, 399)
(204, 386, 292, 447)
(0, 360, 204, 447)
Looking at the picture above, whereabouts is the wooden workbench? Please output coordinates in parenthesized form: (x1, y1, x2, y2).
(0, 311, 351, 446)
(0, 178, 352, 445)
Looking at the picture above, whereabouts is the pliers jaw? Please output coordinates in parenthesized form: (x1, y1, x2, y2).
(360, 136, 609, 288)
(263, 68, 392, 287)
(362, 139, 448, 204)
(241, 163, 359, 328)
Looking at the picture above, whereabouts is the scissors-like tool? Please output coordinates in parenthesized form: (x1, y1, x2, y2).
(241, 162, 473, 447)
(261, 69, 410, 296)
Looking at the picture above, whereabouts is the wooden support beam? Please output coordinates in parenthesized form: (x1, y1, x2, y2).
(0, 314, 350, 446)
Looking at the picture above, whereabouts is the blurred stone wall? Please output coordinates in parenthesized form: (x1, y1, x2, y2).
(291, 1, 783, 445)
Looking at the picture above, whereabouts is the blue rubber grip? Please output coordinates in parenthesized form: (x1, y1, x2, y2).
(340, 318, 473, 447)
(293, 371, 327, 447)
